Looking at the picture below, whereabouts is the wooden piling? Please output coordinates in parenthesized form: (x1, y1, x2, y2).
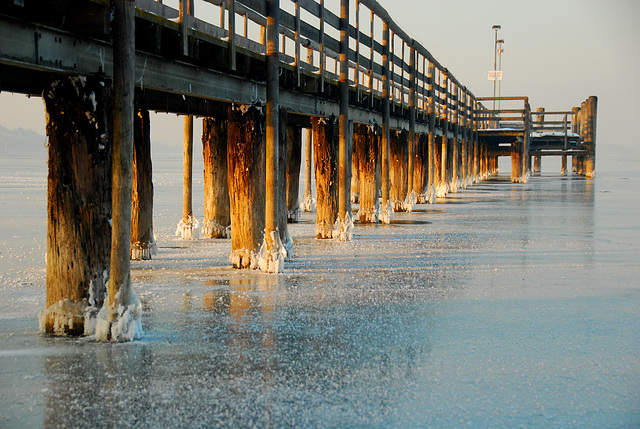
(534, 107, 544, 174)
(41, 75, 112, 336)
(437, 73, 449, 198)
(426, 62, 436, 203)
(413, 133, 427, 202)
(380, 21, 392, 223)
(103, 0, 139, 341)
(337, 0, 352, 240)
(177, 115, 197, 239)
(312, 116, 339, 238)
(202, 116, 230, 238)
(450, 84, 459, 193)
(354, 123, 380, 222)
(407, 45, 416, 209)
(228, 105, 265, 268)
(390, 130, 409, 211)
(584, 96, 597, 178)
(260, 0, 286, 272)
(286, 125, 303, 222)
(302, 127, 314, 211)
(131, 109, 156, 260)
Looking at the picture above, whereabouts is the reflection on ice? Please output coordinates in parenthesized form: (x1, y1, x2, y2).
(1, 153, 640, 426)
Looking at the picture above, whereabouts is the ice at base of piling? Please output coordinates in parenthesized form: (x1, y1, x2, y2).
(38, 299, 88, 336)
(94, 291, 143, 342)
(402, 191, 417, 212)
(287, 203, 301, 223)
(379, 201, 394, 224)
(201, 220, 231, 238)
(436, 183, 449, 198)
(357, 204, 380, 223)
(130, 240, 158, 260)
(301, 194, 316, 212)
(333, 212, 354, 241)
(175, 215, 199, 240)
(449, 179, 459, 194)
(257, 230, 287, 273)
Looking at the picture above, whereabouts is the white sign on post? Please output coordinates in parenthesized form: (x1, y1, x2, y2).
(488, 70, 503, 81)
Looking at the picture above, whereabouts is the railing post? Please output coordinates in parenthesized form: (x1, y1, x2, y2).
(571, 106, 580, 173)
(368, 10, 375, 108)
(437, 71, 449, 198)
(451, 82, 459, 193)
(319, 0, 325, 93)
(337, 0, 352, 240)
(294, 0, 301, 86)
(380, 20, 392, 223)
(228, 0, 236, 71)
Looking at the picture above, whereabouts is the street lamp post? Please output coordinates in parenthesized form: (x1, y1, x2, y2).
(492, 25, 501, 111)
(497, 39, 504, 110)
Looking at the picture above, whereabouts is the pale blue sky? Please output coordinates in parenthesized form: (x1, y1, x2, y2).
(1, 0, 638, 171)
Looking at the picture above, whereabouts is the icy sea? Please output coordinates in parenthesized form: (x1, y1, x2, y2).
(1, 149, 639, 428)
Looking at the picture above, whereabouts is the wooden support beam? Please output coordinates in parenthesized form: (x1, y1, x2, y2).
(406, 45, 416, 210)
(177, 115, 198, 239)
(380, 20, 392, 222)
(261, 0, 286, 272)
(228, 105, 265, 268)
(131, 108, 156, 260)
(437, 73, 449, 198)
(202, 115, 231, 238)
(389, 129, 409, 211)
(302, 127, 314, 211)
(354, 123, 380, 222)
(286, 125, 303, 222)
(584, 96, 597, 178)
(426, 61, 436, 203)
(40, 75, 112, 336)
(450, 83, 459, 193)
(312, 116, 339, 238)
(101, 0, 141, 341)
(337, 0, 353, 240)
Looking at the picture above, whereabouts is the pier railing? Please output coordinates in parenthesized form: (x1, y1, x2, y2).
(140, 0, 485, 127)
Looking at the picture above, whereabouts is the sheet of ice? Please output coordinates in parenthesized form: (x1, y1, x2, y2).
(1, 152, 640, 427)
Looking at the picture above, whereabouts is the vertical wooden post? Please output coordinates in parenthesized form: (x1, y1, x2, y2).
(534, 107, 544, 174)
(406, 45, 416, 210)
(368, 10, 375, 109)
(437, 72, 449, 198)
(202, 116, 230, 238)
(337, 0, 353, 241)
(101, 0, 140, 341)
(522, 101, 531, 183)
(351, 133, 360, 204)
(177, 115, 198, 239)
(228, 0, 237, 71)
(286, 125, 303, 222)
(511, 139, 522, 183)
(450, 83, 459, 193)
(584, 96, 597, 178)
(313, 116, 339, 238)
(294, 0, 301, 86)
(302, 126, 314, 211)
(355, 123, 380, 222)
(561, 113, 568, 176)
(380, 20, 392, 223)
(460, 90, 468, 188)
(389, 129, 408, 211)
(261, 0, 286, 272)
(277, 110, 293, 256)
(131, 109, 156, 260)
(571, 106, 580, 173)
(319, 0, 325, 93)
(41, 75, 112, 336)
(427, 61, 436, 203)
(228, 105, 265, 268)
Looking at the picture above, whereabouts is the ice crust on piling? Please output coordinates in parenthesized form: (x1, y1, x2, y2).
(176, 214, 199, 240)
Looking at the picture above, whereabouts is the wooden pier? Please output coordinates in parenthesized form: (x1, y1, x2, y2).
(0, 0, 597, 339)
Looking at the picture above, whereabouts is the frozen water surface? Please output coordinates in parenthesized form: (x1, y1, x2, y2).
(1, 153, 639, 428)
